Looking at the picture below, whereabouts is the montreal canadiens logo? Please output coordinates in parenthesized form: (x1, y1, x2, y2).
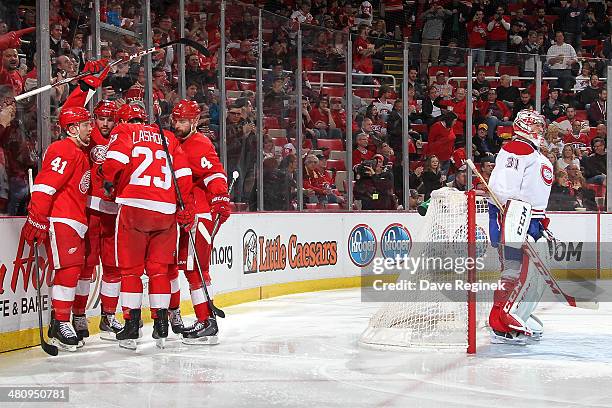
(79, 170, 91, 194)
(541, 164, 553, 186)
(380, 223, 412, 260)
(348, 224, 376, 267)
(90, 144, 108, 164)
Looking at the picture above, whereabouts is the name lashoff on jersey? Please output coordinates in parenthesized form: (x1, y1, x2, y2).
(372, 279, 505, 292)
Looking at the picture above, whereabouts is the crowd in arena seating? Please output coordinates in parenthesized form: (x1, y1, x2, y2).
(0, 0, 611, 213)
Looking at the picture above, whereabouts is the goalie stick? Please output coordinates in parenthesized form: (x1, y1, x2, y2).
(465, 159, 598, 310)
(153, 114, 225, 319)
(27, 169, 58, 356)
(15, 38, 210, 102)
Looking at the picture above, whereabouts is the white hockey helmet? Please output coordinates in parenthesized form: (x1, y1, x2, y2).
(513, 109, 547, 146)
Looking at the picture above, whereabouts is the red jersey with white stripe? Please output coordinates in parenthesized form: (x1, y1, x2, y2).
(102, 123, 192, 214)
(30, 138, 90, 237)
(84, 127, 119, 214)
(180, 132, 228, 213)
(562, 131, 592, 151)
(489, 138, 553, 218)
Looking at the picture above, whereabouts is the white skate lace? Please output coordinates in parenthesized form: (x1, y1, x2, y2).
(73, 315, 87, 331)
(169, 309, 182, 326)
(107, 315, 123, 331)
(187, 321, 206, 333)
(59, 322, 77, 339)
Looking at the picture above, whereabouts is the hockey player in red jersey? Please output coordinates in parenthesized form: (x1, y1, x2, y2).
(21, 106, 92, 352)
(101, 115, 194, 349)
(168, 100, 231, 345)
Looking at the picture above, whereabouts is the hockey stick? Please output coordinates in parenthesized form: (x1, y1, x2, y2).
(28, 169, 58, 356)
(153, 114, 222, 319)
(466, 159, 598, 310)
(210, 170, 239, 241)
(15, 38, 210, 102)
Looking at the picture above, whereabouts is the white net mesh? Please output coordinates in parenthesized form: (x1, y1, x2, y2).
(359, 188, 494, 351)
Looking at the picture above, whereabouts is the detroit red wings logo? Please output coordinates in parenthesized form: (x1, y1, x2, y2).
(79, 170, 91, 194)
(90, 145, 108, 164)
(540, 164, 553, 186)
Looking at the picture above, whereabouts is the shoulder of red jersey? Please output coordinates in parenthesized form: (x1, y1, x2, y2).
(46, 138, 79, 160)
(502, 139, 535, 156)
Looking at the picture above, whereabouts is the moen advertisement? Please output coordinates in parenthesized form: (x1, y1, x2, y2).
(0, 212, 607, 352)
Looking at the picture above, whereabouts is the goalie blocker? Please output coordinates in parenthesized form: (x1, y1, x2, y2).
(489, 198, 547, 344)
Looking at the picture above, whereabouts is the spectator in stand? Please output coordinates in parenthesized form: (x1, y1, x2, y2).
(573, 63, 592, 92)
(474, 156, 495, 192)
(372, 85, 394, 121)
(353, 25, 378, 80)
(486, 5, 511, 65)
(406, 84, 423, 124)
(557, 144, 581, 171)
(601, 30, 612, 59)
(310, 97, 341, 139)
(439, 87, 467, 135)
(439, 39, 465, 67)
(226, 103, 255, 202)
(541, 88, 566, 122)
(581, 137, 607, 185)
(49, 23, 69, 57)
(473, 123, 495, 161)
(542, 125, 564, 157)
(554, 106, 578, 135)
(467, 10, 488, 66)
(512, 89, 536, 119)
(0, 48, 22, 95)
(386, 99, 406, 159)
(563, 119, 592, 151)
(587, 88, 607, 126)
(360, 117, 385, 146)
(546, 31, 578, 92)
(472, 68, 490, 101)
(559, 0, 585, 48)
(418, 155, 446, 200)
(533, 7, 554, 36)
(365, 104, 386, 135)
(548, 169, 577, 210)
(446, 164, 467, 191)
(421, 85, 444, 125)
(477, 89, 512, 144)
(303, 154, 344, 206)
(258, 157, 292, 211)
(496, 75, 520, 108)
(419, 2, 451, 74)
(520, 30, 543, 78)
(353, 154, 397, 210)
(427, 112, 457, 175)
(263, 75, 289, 121)
(355, 1, 374, 27)
(595, 123, 607, 139)
(578, 74, 602, 108)
(407, 67, 426, 99)
(432, 71, 454, 101)
(330, 97, 354, 137)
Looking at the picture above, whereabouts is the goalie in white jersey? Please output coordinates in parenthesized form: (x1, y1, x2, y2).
(488, 110, 554, 345)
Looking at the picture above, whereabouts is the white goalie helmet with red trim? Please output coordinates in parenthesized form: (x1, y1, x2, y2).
(513, 109, 547, 147)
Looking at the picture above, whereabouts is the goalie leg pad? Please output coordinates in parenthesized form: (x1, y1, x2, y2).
(502, 199, 532, 250)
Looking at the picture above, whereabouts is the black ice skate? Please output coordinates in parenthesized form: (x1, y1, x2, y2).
(182, 317, 219, 345)
(169, 308, 184, 335)
(72, 314, 89, 348)
(490, 330, 527, 346)
(48, 318, 79, 352)
(117, 309, 141, 350)
(99, 313, 124, 341)
(152, 309, 169, 349)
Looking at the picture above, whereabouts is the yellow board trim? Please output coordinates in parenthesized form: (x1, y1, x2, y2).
(1, 270, 608, 353)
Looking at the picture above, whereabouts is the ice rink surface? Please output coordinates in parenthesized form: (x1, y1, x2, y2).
(1, 288, 611, 408)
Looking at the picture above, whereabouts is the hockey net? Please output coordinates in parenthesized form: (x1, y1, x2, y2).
(359, 188, 495, 353)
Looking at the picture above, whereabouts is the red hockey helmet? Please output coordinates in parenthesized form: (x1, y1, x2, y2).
(59, 106, 91, 131)
(116, 103, 148, 123)
(172, 100, 201, 120)
(93, 100, 117, 120)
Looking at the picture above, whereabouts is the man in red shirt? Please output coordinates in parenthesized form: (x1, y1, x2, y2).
(467, 10, 488, 66)
(21, 106, 92, 352)
(101, 118, 193, 350)
(477, 89, 512, 143)
(486, 5, 511, 65)
(0, 48, 23, 95)
(167, 100, 231, 345)
(353, 132, 376, 166)
(426, 112, 457, 174)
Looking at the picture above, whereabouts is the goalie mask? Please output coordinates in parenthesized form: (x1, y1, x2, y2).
(513, 109, 547, 147)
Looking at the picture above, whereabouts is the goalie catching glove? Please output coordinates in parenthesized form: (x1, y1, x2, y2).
(22, 211, 49, 244)
(210, 194, 231, 225)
